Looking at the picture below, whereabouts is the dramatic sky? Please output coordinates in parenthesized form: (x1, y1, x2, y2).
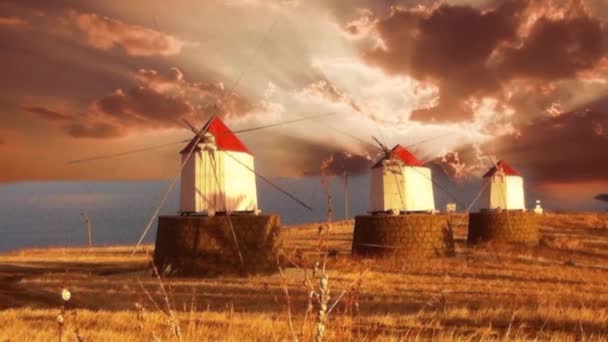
(1, 0, 607, 208)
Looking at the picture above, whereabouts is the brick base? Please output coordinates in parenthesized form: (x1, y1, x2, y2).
(352, 214, 455, 259)
(153, 214, 281, 276)
(468, 211, 539, 246)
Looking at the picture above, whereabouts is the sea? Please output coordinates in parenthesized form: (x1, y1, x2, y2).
(0, 175, 604, 252)
(0, 176, 369, 252)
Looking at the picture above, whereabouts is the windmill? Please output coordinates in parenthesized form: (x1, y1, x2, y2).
(468, 160, 540, 246)
(348, 134, 455, 258)
(368, 137, 436, 215)
(178, 116, 259, 215)
(312, 131, 456, 259)
(480, 160, 525, 211)
(70, 111, 329, 275)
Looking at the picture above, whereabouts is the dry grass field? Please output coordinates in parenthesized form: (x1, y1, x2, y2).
(1, 213, 608, 341)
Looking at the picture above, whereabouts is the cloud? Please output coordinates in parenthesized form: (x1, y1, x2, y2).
(436, 146, 496, 182)
(343, 9, 377, 39)
(320, 152, 373, 176)
(251, 129, 376, 178)
(355, 0, 608, 123)
(21, 105, 71, 121)
(472, 106, 608, 184)
(63, 10, 196, 57)
(501, 15, 604, 80)
(432, 92, 608, 185)
(21, 67, 279, 139)
(92, 87, 194, 128)
(131, 67, 264, 120)
(297, 80, 362, 113)
(222, 0, 300, 10)
(295, 58, 440, 125)
(65, 122, 123, 139)
(595, 194, 608, 202)
(87, 67, 270, 136)
(0, 16, 28, 29)
(20, 104, 122, 139)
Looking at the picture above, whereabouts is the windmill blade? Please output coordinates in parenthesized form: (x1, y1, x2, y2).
(182, 118, 200, 134)
(372, 136, 390, 154)
(66, 113, 335, 165)
(404, 131, 457, 150)
(131, 114, 216, 256)
(234, 113, 336, 134)
(67, 139, 191, 164)
(181, 120, 313, 212)
(325, 125, 383, 152)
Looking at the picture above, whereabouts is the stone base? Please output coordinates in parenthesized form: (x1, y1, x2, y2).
(352, 214, 455, 259)
(153, 214, 281, 276)
(468, 211, 539, 246)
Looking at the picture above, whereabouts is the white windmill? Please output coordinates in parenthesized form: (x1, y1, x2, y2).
(480, 160, 526, 211)
(69, 112, 325, 257)
(368, 138, 436, 214)
(179, 116, 258, 215)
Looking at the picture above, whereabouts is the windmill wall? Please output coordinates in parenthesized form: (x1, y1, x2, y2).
(154, 214, 281, 276)
(481, 175, 526, 210)
(468, 211, 539, 246)
(369, 164, 435, 213)
(180, 149, 258, 214)
(352, 214, 454, 259)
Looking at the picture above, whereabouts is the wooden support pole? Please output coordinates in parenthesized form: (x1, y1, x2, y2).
(82, 212, 92, 248)
(344, 172, 349, 220)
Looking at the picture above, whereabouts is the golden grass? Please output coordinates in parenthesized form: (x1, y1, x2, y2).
(0, 213, 608, 341)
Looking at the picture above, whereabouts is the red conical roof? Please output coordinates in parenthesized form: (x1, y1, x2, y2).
(180, 117, 252, 155)
(372, 144, 424, 168)
(483, 160, 520, 177)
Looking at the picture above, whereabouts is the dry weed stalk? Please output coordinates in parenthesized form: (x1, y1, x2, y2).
(302, 267, 318, 338)
(56, 313, 64, 342)
(316, 273, 330, 342)
(135, 302, 145, 332)
(276, 172, 367, 341)
(315, 172, 333, 342)
(55, 288, 74, 342)
(278, 264, 299, 342)
(139, 252, 183, 340)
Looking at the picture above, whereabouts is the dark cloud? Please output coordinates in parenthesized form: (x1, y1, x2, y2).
(21, 105, 71, 121)
(19, 67, 265, 139)
(501, 16, 605, 80)
(65, 121, 123, 139)
(434, 149, 495, 182)
(475, 106, 608, 184)
(433, 94, 608, 185)
(20, 105, 120, 139)
(93, 86, 193, 127)
(131, 68, 259, 121)
(321, 152, 373, 176)
(252, 130, 376, 178)
(596, 194, 608, 202)
(358, 0, 607, 122)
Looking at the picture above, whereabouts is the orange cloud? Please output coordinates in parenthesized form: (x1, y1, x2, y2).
(0, 16, 28, 29)
(20, 67, 279, 139)
(64, 9, 196, 57)
(21, 105, 71, 121)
